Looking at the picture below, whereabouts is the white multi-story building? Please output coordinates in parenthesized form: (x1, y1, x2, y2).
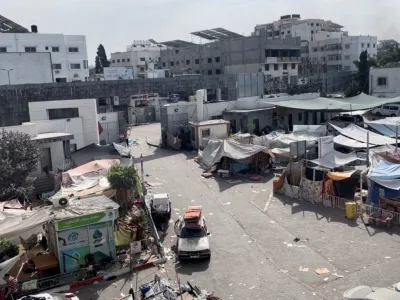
(254, 14, 344, 42)
(308, 35, 378, 72)
(0, 26, 89, 83)
(110, 40, 166, 79)
(370, 65, 400, 98)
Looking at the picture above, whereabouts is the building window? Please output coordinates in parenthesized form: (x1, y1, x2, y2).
(216, 69, 221, 74)
(344, 66, 351, 71)
(175, 49, 179, 54)
(140, 67, 145, 72)
(170, 61, 175, 66)
(52, 63, 62, 70)
(283, 63, 287, 70)
(298, 113, 302, 121)
(274, 31, 280, 36)
(312, 47, 318, 52)
(117, 59, 120, 63)
(265, 64, 270, 71)
(311, 23, 314, 26)
(377, 77, 387, 86)
(162, 62, 166, 67)
(195, 59, 200, 64)
(70, 63, 81, 69)
(267, 31, 273, 38)
(25, 47, 36, 52)
(127, 58, 130, 62)
(45, 46, 49, 50)
(48, 108, 79, 120)
(176, 61, 180, 66)
(215, 57, 220, 62)
(55, 78, 67, 83)
(274, 64, 278, 70)
(373, 43, 376, 48)
(52, 47, 59, 52)
(361, 43, 365, 48)
(201, 129, 210, 138)
(345, 44, 350, 49)
(0, 47, 6, 52)
(140, 57, 145, 61)
(186, 60, 190, 65)
(122, 59, 125, 62)
(208, 58, 212, 63)
(207, 70, 212, 75)
(367, 43, 370, 48)
(344, 55, 350, 60)
(196, 70, 200, 74)
(291, 63, 296, 70)
(311, 30, 314, 34)
(316, 23, 319, 26)
(68, 47, 79, 52)
(112, 60, 115, 63)
(287, 31, 291, 34)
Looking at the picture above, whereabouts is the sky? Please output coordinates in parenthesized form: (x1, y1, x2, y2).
(3, 0, 400, 64)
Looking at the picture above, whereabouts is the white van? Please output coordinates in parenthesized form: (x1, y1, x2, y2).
(371, 104, 400, 117)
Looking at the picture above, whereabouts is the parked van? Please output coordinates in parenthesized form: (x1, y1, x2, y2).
(371, 104, 400, 117)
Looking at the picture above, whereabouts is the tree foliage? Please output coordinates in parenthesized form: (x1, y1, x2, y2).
(346, 50, 377, 96)
(0, 130, 41, 200)
(95, 44, 110, 74)
(376, 42, 400, 66)
(107, 164, 141, 193)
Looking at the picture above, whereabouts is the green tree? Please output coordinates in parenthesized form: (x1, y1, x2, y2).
(107, 164, 141, 194)
(0, 130, 41, 201)
(348, 50, 377, 96)
(95, 44, 110, 73)
(376, 41, 400, 66)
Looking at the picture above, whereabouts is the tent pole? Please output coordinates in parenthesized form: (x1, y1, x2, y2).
(396, 125, 398, 154)
(367, 132, 370, 167)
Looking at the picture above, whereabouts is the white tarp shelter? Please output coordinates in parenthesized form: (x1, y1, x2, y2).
(330, 123, 397, 146)
(364, 117, 400, 138)
(310, 151, 364, 169)
(264, 93, 400, 111)
(198, 139, 266, 169)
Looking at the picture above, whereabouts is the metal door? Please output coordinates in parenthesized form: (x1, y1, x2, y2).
(99, 121, 119, 144)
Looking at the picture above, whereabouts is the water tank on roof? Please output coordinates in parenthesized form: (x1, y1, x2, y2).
(31, 25, 38, 33)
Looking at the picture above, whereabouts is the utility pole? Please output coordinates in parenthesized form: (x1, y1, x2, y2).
(1, 68, 13, 84)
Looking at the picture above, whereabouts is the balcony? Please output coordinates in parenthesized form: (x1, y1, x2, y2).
(265, 57, 301, 63)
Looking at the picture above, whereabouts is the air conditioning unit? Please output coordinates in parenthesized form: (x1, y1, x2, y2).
(52, 193, 76, 208)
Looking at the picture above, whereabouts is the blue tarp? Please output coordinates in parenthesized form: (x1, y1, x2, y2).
(367, 123, 397, 137)
(369, 160, 400, 179)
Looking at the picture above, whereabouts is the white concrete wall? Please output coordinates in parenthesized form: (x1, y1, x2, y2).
(370, 67, 400, 98)
(0, 53, 53, 85)
(0, 33, 89, 82)
(98, 112, 119, 144)
(23, 118, 84, 150)
(0, 123, 38, 136)
(29, 99, 99, 147)
(196, 124, 229, 141)
(38, 141, 64, 172)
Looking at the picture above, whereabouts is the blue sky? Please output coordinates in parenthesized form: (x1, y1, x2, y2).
(3, 0, 400, 64)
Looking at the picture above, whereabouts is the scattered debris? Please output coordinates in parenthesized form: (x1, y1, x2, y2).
(279, 269, 288, 273)
(252, 190, 260, 194)
(225, 179, 242, 184)
(146, 173, 151, 177)
(315, 268, 330, 275)
(249, 175, 263, 181)
(209, 213, 214, 216)
(249, 286, 256, 290)
(299, 266, 309, 272)
(323, 277, 329, 281)
(332, 273, 344, 278)
(202, 173, 213, 178)
(385, 256, 392, 259)
(248, 241, 252, 243)
(178, 194, 181, 197)
(269, 220, 276, 224)
(293, 237, 300, 243)
(223, 202, 231, 206)
(261, 189, 267, 192)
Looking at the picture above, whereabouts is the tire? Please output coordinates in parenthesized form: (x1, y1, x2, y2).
(376, 112, 382, 116)
(391, 114, 396, 117)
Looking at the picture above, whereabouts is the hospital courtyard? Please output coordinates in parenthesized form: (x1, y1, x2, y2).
(76, 123, 400, 300)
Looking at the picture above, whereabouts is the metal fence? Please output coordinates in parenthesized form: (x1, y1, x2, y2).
(321, 194, 347, 210)
(363, 204, 400, 226)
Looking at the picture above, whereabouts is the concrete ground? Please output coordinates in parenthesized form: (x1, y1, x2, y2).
(76, 123, 400, 300)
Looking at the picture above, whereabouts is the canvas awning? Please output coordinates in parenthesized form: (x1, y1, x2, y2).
(334, 135, 369, 148)
(330, 123, 397, 145)
(310, 151, 363, 169)
(327, 170, 357, 181)
(264, 93, 400, 111)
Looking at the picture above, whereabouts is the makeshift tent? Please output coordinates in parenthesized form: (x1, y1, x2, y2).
(264, 93, 400, 111)
(0, 255, 22, 284)
(334, 135, 369, 149)
(330, 123, 397, 146)
(364, 117, 400, 137)
(198, 139, 266, 169)
(68, 159, 119, 177)
(368, 159, 400, 190)
(310, 151, 363, 169)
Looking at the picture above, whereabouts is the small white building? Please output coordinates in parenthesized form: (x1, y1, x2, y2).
(0, 28, 89, 83)
(189, 119, 230, 149)
(370, 65, 400, 98)
(28, 99, 100, 151)
(110, 40, 166, 79)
